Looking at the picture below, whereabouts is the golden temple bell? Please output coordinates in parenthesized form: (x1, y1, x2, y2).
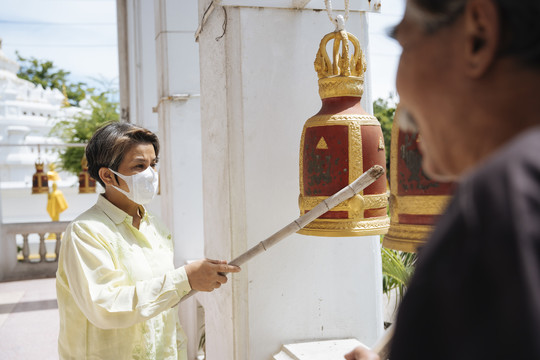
(383, 107, 455, 252)
(32, 160, 49, 194)
(298, 29, 389, 236)
(79, 155, 96, 193)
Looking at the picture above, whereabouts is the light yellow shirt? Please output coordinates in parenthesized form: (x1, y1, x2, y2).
(56, 195, 191, 360)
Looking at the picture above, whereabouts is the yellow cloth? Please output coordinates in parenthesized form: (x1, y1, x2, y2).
(47, 187, 68, 221)
(56, 195, 191, 360)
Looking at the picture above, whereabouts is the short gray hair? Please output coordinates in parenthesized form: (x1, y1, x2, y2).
(410, 0, 540, 67)
(85, 122, 160, 188)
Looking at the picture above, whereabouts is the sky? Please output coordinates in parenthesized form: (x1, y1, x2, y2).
(0, 0, 119, 91)
(0, 0, 404, 102)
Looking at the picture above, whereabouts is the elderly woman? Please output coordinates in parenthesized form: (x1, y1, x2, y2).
(56, 122, 240, 359)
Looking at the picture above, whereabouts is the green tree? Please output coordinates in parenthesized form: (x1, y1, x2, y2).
(16, 52, 91, 106)
(373, 96, 396, 171)
(50, 93, 119, 175)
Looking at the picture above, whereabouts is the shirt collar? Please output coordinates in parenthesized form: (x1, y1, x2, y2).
(96, 194, 149, 225)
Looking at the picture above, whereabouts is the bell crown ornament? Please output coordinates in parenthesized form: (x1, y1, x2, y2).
(314, 30, 367, 99)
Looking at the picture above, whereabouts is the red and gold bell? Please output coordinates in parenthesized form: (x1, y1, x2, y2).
(32, 160, 49, 194)
(79, 155, 96, 193)
(383, 107, 455, 252)
(298, 29, 389, 236)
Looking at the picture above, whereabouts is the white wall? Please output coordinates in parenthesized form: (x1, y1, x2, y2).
(198, 3, 383, 359)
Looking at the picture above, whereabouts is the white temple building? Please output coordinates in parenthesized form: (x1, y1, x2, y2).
(0, 41, 94, 223)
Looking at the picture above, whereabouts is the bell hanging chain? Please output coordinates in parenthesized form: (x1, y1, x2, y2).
(324, 0, 350, 30)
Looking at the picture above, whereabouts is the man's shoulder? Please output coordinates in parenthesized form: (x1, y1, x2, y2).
(468, 126, 540, 183)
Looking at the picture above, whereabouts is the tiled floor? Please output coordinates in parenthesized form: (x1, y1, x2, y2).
(0, 278, 59, 360)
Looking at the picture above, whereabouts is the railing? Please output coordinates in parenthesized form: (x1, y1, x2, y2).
(0, 221, 69, 281)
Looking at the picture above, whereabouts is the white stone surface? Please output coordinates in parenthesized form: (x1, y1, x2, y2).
(273, 338, 364, 360)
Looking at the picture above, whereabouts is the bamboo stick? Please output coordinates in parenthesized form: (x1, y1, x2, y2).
(180, 165, 385, 303)
(372, 323, 394, 359)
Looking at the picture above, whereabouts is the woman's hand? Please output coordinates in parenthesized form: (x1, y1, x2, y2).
(344, 345, 380, 360)
(185, 259, 241, 292)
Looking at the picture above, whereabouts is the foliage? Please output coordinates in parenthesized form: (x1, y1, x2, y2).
(16, 52, 92, 106)
(381, 247, 417, 301)
(373, 96, 396, 171)
(50, 93, 119, 175)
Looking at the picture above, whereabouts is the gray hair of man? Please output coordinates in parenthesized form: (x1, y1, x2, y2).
(407, 0, 540, 68)
(399, 0, 540, 132)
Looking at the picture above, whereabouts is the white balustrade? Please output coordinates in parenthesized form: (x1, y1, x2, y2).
(0, 221, 69, 281)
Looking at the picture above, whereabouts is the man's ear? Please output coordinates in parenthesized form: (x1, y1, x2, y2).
(463, 0, 500, 78)
(98, 167, 116, 187)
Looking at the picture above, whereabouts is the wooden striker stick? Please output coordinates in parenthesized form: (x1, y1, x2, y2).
(180, 165, 385, 303)
(372, 323, 395, 359)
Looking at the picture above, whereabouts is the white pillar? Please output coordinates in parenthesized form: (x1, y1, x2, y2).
(0, 190, 7, 281)
(198, 2, 383, 359)
(154, 1, 205, 359)
(125, 0, 159, 131)
(121, 1, 206, 358)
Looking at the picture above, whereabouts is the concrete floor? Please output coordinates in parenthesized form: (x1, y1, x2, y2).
(0, 278, 397, 360)
(0, 278, 59, 360)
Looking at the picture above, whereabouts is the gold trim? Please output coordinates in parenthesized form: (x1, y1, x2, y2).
(393, 195, 451, 215)
(299, 194, 388, 216)
(316, 137, 328, 149)
(298, 217, 390, 237)
(383, 223, 434, 252)
(318, 76, 363, 99)
(349, 120, 363, 182)
(304, 114, 381, 127)
(389, 106, 400, 214)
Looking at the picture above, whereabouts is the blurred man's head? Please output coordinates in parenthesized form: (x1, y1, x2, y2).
(394, 0, 540, 182)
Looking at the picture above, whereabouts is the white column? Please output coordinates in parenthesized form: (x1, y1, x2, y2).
(121, 1, 206, 357)
(154, 1, 205, 359)
(0, 190, 7, 281)
(125, 0, 159, 131)
(198, 2, 383, 359)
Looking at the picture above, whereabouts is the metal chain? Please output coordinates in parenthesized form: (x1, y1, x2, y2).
(324, 0, 350, 29)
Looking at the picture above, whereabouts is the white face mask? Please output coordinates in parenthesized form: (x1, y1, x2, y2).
(109, 166, 159, 205)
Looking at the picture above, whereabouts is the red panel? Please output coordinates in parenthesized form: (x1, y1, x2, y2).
(320, 211, 349, 219)
(303, 125, 349, 196)
(396, 130, 455, 196)
(398, 214, 440, 226)
(364, 208, 387, 218)
(361, 126, 387, 195)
